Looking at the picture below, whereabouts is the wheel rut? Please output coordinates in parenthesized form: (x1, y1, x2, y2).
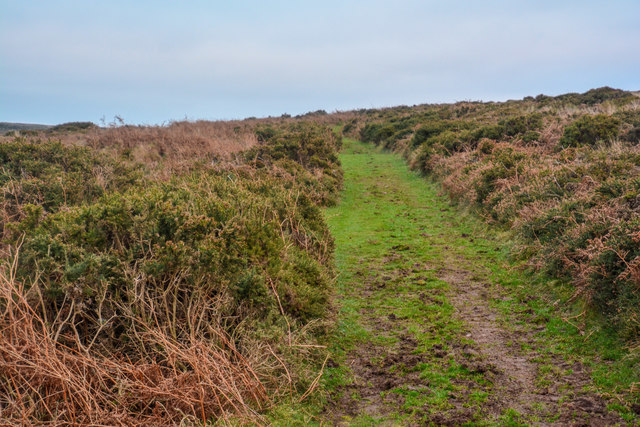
(323, 139, 626, 426)
(440, 265, 622, 426)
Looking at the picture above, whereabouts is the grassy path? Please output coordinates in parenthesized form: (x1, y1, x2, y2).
(320, 139, 628, 426)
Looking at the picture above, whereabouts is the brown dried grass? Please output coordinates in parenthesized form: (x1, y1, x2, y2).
(0, 253, 269, 426)
(79, 121, 259, 176)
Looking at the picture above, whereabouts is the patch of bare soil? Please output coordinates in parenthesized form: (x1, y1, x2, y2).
(328, 332, 425, 426)
(326, 256, 430, 425)
(439, 265, 624, 426)
(326, 252, 626, 426)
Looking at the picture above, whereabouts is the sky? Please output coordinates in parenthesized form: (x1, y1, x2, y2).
(1, 0, 639, 125)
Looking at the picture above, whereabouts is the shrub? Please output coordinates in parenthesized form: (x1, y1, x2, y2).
(255, 125, 277, 142)
(624, 126, 640, 143)
(478, 139, 496, 154)
(522, 130, 541, 143)
(360, 123, 394, 144)
(0, 138, 140, 235)
(500, 113, 543, 137)
(411, 122, 447, 147)
(360, 118, 419, 148)
(557, 86, 636, 106)
(0, 121, 342, 424)
(559, 114, 621, 148)
(245, 123, 343, 206)
(409, 144, 437, 174)
(435, 130, 464, 153)
(17, 172, 333, 345)
(342, 119, 357, 134)
(474, 124, 505, 141)
(586, 219, 640, 338)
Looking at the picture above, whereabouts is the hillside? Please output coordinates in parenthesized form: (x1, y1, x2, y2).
(1, 87, 640, 425)
(0, 121, 52, 134)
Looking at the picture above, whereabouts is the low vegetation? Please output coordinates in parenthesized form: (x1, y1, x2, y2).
(345, 87, 640, 340)
(2, 86, 640, 424)
(320, 139, 637, 425)
(0, 121, 342, 424)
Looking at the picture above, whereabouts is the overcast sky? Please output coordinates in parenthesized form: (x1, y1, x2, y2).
(1, 0, 639, 125)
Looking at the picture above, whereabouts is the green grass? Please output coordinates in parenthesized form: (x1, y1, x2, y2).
(268, 138, 639, 425)
(319, 139, 500, 424)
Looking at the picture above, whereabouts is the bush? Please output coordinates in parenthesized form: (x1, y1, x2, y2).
(472, 124, 504, 142)
(1, 121, 342, 424)
(587, 219, 640, 338)
(478, 139, 495, 154)
(559, 114, 621, 148)
(624, 126, 640, 143)
(411, 122, 447, 147)
(17, 171, 333, 348)
(255, 125, 277, 142)
(500, 113, 543, 137)
(0, 138, 140, 234)
(360, 123, 395, 143)
(556, 87, 636, 106)
(342, 119, 357, 134)
(246, 123, 343, 206)
(522, 130, 540, 143)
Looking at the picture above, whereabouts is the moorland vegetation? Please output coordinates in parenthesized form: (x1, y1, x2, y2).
(2, 86, 640, 424)
(345, 87, 640, 339)
(0, 120, 342, 424)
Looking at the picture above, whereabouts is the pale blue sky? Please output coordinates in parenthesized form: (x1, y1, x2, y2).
(1, 1, 639, 124)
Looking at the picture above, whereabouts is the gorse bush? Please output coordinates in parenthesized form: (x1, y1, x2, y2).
(0, 138, 140, 238)
(17, 169, 333, 347)
(411, 122, 448, 147)
(360, 123, 396, 144)
(352, 87, 640, 339)
(496, 113, 544, 145)
(559, 114, 621, 147)
(0, 121, 341, 424)
(247, 123, 343, 205)
(555, 86, 636, 106)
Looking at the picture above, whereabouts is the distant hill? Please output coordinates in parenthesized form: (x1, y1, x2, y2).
(0, 122, 52, 134)
(0, 121, 100, 135)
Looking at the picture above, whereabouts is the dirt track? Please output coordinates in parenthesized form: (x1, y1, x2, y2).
(323, 139, 626, 426)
